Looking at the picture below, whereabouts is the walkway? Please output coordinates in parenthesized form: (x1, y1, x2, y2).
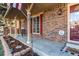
(12, 34, 73, 56)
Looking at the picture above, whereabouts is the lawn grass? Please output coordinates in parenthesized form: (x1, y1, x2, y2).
(0, 40, 4, 56)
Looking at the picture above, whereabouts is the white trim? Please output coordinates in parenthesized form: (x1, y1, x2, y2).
(0, 4, 7, 9)
(68, 3, 70, 43)
(66, 43, 79, 49)
(3, 5, 10, 18)
(32, 12, 43, 17)
(68, 40, 79, 44)
(20, 10, 27, 17)
(32, 33, 40, 35)
(29, 3, 34, 11)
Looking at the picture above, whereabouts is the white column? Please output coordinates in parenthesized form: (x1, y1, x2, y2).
(7, 19, 11, 36)
(9, 26, 11, 36)
(9, 21, 12, 36)
(14, 18, 17, 37)
(27, 10, 32, 45)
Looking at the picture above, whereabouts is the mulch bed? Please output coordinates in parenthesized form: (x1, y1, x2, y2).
(3, 36, 33, 56)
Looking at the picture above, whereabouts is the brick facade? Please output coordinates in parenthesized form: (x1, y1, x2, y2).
(32, 4, 67, 42)
(6, 4, 68, 42)
(42, 4, 67, 42)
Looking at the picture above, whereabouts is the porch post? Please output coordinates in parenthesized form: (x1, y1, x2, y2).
(14, 18, 17, 37)
(27, 10, 32, 44)
(9, 26, 11, 36)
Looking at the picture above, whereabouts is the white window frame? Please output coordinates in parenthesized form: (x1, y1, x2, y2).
(32, 16, 40, 34)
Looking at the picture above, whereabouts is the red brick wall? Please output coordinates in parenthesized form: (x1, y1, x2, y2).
(42, 4, 67, 42)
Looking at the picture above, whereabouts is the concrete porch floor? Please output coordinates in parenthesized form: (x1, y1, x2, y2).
(12, 34, 73, 56)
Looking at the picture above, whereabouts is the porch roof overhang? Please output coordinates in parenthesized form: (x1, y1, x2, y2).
(4, 3, 31, 19)
(4, 3, 66, 19)
(5, 8, 26, 19)
(31, 3, 59, 15)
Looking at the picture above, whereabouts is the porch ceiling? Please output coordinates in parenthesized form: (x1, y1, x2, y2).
(31, 3, 57, 15)
(5, 3, 66, 19)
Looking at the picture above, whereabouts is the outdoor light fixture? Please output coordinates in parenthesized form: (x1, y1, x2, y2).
(58, 30, 65, 36)
(57, 8, 63, 15)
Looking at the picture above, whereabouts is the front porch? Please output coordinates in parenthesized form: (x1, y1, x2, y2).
(10, 34, 73, 56)
(0, 3, 79, 56)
